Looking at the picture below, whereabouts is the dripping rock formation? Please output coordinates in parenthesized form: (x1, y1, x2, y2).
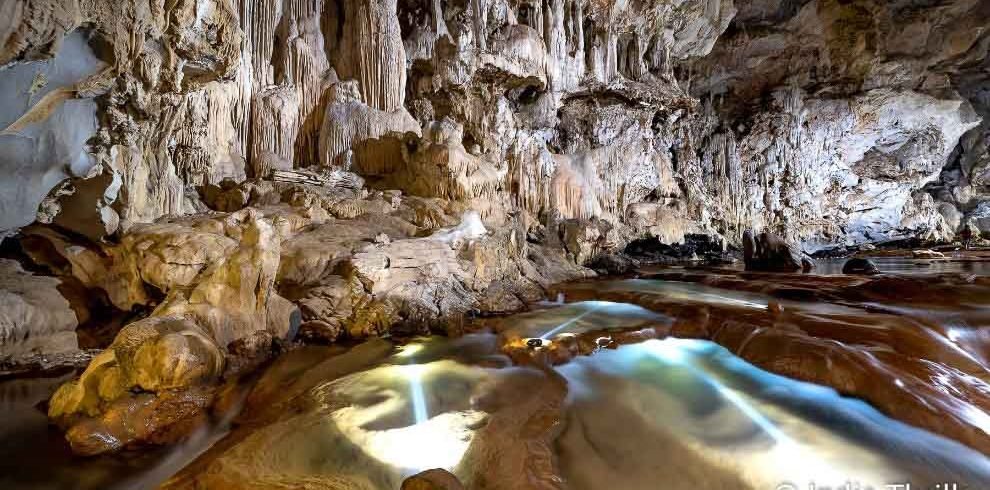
(0, 0, 988, 456)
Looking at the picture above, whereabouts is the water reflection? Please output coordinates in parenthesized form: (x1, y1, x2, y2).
(500, 300, 671, 341)
(557, 339, 990, 490)
(813, 256, 990, 275)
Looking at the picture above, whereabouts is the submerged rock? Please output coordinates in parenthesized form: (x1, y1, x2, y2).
(556, 269, 990, 455)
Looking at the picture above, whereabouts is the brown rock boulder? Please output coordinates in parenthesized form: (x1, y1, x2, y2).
(742, 230, 814, 273)
(401, 469, 465, 490)
(842, 257, 881, 275)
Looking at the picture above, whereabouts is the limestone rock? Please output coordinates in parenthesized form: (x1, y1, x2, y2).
(349, 237, 476, 328)
(319, 79, 421, 169)
(742, 230, 812, 273)
(560, 219, 614, 265)
(0, 259, 79, 363)
(912, 249, 945, 259)
(48, 210, 298, 454)
(2, 0, 988, 461)
(36, 166, 121, 242)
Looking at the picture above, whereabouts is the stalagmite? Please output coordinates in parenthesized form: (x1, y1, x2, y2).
(251, 86, 301, 177)
(318, 79, 420, 169)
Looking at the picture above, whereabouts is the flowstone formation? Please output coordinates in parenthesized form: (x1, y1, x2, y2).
(0, 0, 988, 455)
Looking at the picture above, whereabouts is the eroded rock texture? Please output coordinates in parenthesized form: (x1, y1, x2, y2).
(1, 0, 989, 455)
(4, 0, 986, 249)
(684, 0, 989, 249)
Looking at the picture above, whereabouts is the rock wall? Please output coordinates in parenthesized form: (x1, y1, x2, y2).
(683, 0, 989, 249)
(0, 0, 736, 246)
(1, 1, 987, 249)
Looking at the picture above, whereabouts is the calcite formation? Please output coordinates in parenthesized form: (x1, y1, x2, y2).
(685, 0, 990, 249)
(0, 0, 989, 455)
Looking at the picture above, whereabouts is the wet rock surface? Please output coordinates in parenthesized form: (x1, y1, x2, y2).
(4, 262, 990, 489)
(153, 269, 990, 489)
(841, 258, 881, 275)
(552, 263, 990, 455)
(5, 181, 590, 454)
(742, 231, 813, 273)
(402, 469, 465, 490)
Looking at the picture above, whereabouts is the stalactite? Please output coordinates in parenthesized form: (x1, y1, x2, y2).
(337, 0, 407, 111)
(471, 0, 485, 50)
(432, 0, 450, 39)
(247, 0, 283, 88)
(605, 29, 618, 82)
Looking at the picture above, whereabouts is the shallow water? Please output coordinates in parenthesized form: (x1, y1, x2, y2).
(556, 339, 990, 490)
(4, 264, 990, 489)
(813, 255, 990, 275)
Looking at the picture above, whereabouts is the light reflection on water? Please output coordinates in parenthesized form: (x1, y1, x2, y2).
(556, 338, 990, 489)
(501, 300, 672, 341)
(168, 330, 990, 489)
(5, 295, 990, 489)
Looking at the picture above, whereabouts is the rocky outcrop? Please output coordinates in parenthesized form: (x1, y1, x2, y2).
(46, 210, 298, 455)
(742, 230, 813, 273)
(25, 177, 589, 453)
(0, 259, 78, 363)
(680, 0, 990, 250)
(841, 257, 880, 276)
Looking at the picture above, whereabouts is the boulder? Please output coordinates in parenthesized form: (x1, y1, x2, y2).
(842, 258, 881, 275)
(742, 231, 814, 273)
(348, 237, 476, 330)
(401, 469, 465, 490)
(48, 210, 298, 454)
